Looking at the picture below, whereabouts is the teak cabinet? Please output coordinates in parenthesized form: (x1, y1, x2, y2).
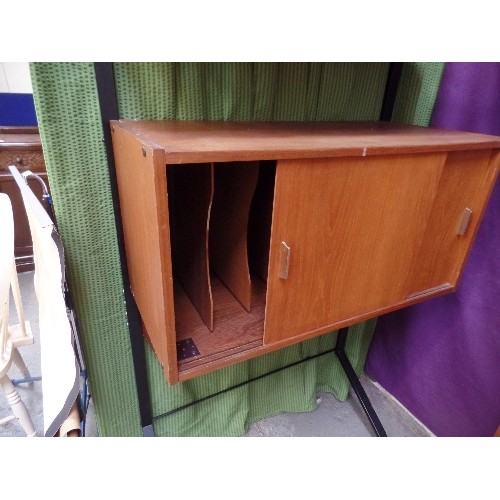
(110, 120, 500, 385)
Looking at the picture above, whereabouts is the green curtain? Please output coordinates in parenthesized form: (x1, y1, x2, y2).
(29, 62, 445, 436)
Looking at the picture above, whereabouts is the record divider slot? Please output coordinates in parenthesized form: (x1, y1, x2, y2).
(169, 161, 276, 362)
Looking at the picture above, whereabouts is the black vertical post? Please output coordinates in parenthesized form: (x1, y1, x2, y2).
(334, 328, 387, 437)
(94, 62, 154, 436)
(380, 62, 404, 121)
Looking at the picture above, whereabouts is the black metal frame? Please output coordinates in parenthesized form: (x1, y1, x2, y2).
(152, 327, 386, 436)
(94, 63, 154, 436)
(380, 62, 404, 121)
(94, 62, 403, 437)
(334, 328, 387, 436)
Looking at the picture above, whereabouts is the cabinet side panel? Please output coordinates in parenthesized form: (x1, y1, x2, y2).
(111, 125, 178, 383)
(264, 154, 446, 345)
(404, 149, 500, 296)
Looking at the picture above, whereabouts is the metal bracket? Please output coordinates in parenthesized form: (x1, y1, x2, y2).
(177, 338, 201, 361)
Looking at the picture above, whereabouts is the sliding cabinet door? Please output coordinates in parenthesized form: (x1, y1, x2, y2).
(263, 153, 447, 345)
(403, 149, 499, 299)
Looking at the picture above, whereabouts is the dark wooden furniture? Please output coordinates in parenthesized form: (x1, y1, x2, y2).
(110, 120, 500, 385)
(0, 126, 48, 272)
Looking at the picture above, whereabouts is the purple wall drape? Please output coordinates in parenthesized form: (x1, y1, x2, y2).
(365, 63, 500, 437)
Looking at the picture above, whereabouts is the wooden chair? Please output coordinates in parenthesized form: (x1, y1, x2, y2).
(0, 193, 37, 436)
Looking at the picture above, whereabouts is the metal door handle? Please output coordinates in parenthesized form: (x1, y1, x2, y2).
(279, 242, 291, 279)
(457, 208, 472, 236)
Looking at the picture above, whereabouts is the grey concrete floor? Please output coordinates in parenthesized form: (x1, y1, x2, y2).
(1, 271, 432, 437)
(245, 376, 432, 437)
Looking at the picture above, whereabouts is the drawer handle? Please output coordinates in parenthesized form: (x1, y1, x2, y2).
(457, 208, 473, 236)
(279, 242, 291, 279)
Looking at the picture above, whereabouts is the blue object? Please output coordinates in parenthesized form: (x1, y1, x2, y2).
(12, 376, 42, 385)
(0, 93, 37, 126)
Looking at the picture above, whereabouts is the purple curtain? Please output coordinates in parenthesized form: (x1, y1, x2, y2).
(365, 63, 500, 437)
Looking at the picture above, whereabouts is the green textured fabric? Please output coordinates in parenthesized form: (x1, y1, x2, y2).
(30, 63, 142, 435)
(392, 62, 445, 125)
(114, 63, 390, 122)
(29, 62, 443, 436)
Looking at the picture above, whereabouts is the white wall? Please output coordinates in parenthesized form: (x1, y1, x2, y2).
(0, 63, 33, 93)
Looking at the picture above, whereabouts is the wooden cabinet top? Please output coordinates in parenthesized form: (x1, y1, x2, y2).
(111, 120, 500, 164)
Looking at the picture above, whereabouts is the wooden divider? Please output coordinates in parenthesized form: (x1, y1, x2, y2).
(209, 162, 259, 312)
(167, 163, 214, 330)
(168, 160, 275, 343)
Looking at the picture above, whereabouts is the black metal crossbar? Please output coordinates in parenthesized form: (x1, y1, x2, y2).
(153, 327, 387, 437)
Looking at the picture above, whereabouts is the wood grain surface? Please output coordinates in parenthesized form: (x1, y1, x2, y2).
(210, 162, 259, 311)
(111, 125, 178, 383)
(167, 163, 214, 331)
(110, 120, 500, 384)
(264, 153, 448, 344)
(112, 120, 500, 164)
(403, 149, 499, 296)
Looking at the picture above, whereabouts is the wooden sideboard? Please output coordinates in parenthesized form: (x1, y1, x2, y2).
(110, 120, 500, 385)
(0, 126, 48, 272)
